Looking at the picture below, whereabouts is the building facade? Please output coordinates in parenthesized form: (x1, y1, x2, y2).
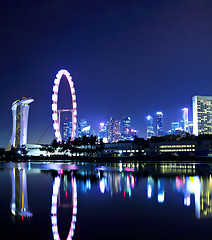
(171, 121, 180, 134)
(193, 96, 212, 136)
(7, 97, 34, 150)
(122, 116, 131, 140)
(98, 123, 107, 141)
(182, 108, 189, 132)
(107, 117, 121, 143)
(146, 115, 154, 139)
(77, 119, 91, 138)
(62, 118, 72, 142)
(156, 112, 163, 137)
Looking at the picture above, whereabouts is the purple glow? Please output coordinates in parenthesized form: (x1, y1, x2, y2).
(52, 69, 77, 142)
(51, 175, 77, 240)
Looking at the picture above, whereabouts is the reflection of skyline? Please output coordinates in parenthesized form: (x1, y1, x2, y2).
(5, 161, 212, 223)
(10, 168, 32, 218)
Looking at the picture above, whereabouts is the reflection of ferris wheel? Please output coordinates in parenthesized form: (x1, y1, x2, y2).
(52, 69, 77, 142)
(51, 176, 77, 240)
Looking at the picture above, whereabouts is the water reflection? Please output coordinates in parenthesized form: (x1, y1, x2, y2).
(10, 168, 32, 218)
(2, 161, 212, 239)
(51, 175, 77, 240)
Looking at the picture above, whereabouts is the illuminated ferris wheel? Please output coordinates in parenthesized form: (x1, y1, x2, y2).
(52, 69, 77, 142)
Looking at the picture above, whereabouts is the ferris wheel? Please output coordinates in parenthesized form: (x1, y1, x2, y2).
(52, 69, 77, 142)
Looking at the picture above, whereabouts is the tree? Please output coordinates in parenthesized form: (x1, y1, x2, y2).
(51, 139, 60, 149)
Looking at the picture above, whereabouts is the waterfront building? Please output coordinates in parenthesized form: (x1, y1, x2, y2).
(156, 112, 163, 137)
(146, 115, 154, 139)
(182, 108, 189, 132)
(107, 117, 121, 143)
(193, 96, 212, 136)
(7, 97, 34, 150)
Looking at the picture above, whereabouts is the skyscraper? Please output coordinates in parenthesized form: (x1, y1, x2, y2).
(146, 115, 154, 139)
(107, 117, 121, 143)
(122, 116, 131, 140)
(193, 95, 212, 136)
(7, 97, 34, 150)
(78, 119, 90, 137)
(182, 108, 189, 132)
(156, 112, 163, 137)
(98, 123, 107, 140)
(171, 121, 180, 132)
(62, 118, 72, 142)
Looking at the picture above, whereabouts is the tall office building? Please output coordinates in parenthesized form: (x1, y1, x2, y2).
(7, 97, 34, 150)
(156, 112, 163, 137)
(113, 120, 121, 142)
(122, 116, 131, 140)
(98, 123, 107, 140)
(107, 117, 121, 143)
(182, 108, 189, 132)
(78, 119, 90, 137)
(171, 121, 180, 132)
(62, 118, 72, 142)
(146, 115, 154, 139)
(193, 96, 212, 136)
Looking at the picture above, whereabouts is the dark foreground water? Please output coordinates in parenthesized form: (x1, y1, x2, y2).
(0, 160, 212, 240)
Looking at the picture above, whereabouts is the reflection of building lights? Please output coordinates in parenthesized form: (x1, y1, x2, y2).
(28, 162, 31, 171)
(158, 192, 165, 203)
(86, 179, 91, 190)
(119, 163, 123, 172)
(184, 176, 201, 218)
(129, 188, 131, 198)
(184, 195, 190, 206)
(126, 176, 130, 189)
(100, 179, 106, 194)
(158, 179, 165, 203)
(131, 176, 135, 189)
(147, 185, 152, 199)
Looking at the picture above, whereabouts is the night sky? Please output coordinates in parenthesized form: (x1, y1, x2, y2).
(1, 0, 212, 147)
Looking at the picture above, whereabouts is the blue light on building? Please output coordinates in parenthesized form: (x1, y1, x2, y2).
(156, 112, 163, 137)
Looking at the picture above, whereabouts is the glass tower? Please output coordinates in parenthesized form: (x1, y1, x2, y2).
(156, 112, 163, 137)
(99, 123, 107, 140)
(107, 117, 121, 143)
(171, 121, 180, 134)
(62, 118, 72, 142)
(146, 115, 154, 139)
(182, 108, 189, 132)
(122, 116, 131, 140)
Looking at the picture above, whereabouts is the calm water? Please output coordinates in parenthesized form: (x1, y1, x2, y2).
(0, 160, 212, 240)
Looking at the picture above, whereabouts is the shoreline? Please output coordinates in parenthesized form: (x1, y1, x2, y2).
(1, 155, 212, 163)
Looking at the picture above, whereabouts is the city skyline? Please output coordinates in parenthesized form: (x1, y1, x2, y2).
(0, 94, 208, 147)
(1, 0, 212, 147)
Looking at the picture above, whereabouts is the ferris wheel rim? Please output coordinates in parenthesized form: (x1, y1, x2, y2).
(51, 175, 77, 240)
(52, 69, 77, 142)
